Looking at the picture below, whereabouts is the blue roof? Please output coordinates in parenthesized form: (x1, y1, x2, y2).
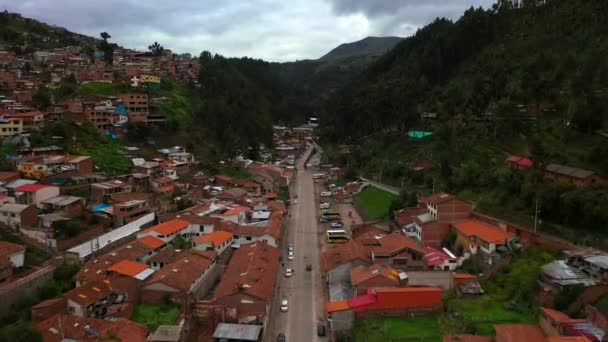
(90, 203, 111, 212)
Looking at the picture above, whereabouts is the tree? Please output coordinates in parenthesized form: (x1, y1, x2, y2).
(148, 41, 164, 56)
(32, 88, 51, 110)
(80, 44, 95, 63)
(172, 234, 192, 250)
(98, 32, 114, 65)
(0, 322, 43, 342)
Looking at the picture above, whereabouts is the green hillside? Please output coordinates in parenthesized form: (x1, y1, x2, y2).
(0, 10, 96, 52)
(319, 36, 403, 60)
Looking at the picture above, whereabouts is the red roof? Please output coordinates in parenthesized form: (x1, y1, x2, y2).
(540, 307, 586, 324)
(506, 155, 533, 167)
(107, 260, 149, 277)
(452, 219, 514, 244)
(14, 183, 48, 192)
(347, 293, 376, 308)
(137, 235, 166, 249)
(423, 246, 455, 266)
(453, 273, 477, 280)
(493, 324, 545, 342)
(193, 231, 233, 246)
(139, 218, 190, 236)
(36, 314, 147, 342)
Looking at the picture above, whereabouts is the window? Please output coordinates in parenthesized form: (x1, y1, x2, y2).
(246, 237, 252, 241)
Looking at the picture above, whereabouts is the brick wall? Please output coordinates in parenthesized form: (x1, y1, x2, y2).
(0, 265, 55, 318)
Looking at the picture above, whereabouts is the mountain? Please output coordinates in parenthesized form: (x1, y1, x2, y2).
(0, 11, 97, 52)
(324, 0, 608, 141)
(319, 36, 403, 60)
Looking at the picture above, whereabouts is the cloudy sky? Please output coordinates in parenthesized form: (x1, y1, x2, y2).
(3, 0, 494, 62)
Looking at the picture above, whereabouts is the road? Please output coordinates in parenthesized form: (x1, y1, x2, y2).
(358, 177, 400, 196)
(265, 144, 326, 342)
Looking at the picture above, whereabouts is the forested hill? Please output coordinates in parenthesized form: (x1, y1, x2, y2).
(319, 36, 403, 60)
(323, 0, 608, 142)
(0, 11, 97, 52)
(191, 52, 298, 156)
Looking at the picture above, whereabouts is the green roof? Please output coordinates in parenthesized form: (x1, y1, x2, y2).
(407, 131, 433, 139)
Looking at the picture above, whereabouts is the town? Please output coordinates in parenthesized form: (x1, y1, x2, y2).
(1, 2, 608, 342)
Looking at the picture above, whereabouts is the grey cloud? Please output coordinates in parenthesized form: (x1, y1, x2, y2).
(2, 0, 496, 61)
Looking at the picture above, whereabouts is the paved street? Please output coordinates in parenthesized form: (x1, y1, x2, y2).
(265, 144, 327, 342)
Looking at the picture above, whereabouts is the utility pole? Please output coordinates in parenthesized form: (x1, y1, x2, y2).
(533, 198, 541, 233)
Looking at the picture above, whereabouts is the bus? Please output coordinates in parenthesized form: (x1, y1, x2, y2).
(321, 209, 339, 216)
(326, 229, 348, 243)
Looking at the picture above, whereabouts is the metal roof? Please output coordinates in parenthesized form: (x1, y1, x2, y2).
(42, 195, 82, 206)
(212, 323, 262, 341)
(134, 267, 155, 281)
(0, 203, 30, 213)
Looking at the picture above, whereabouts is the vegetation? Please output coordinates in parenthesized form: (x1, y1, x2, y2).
(77, 81, 122, 97)
(354, 316, 441, 342)
(354, 186, 397, 220)
(148, 41, 164, 56)
(31, 122, 131, 174)
(0, 262, 79, 337)
(0, 10, 96, 53)
(132, 303, 179, 331)
(277, 186, 289, 202)
(0, 228, 49, 267)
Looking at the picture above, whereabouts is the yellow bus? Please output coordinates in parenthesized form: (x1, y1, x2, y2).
(326, 229, 348, 243)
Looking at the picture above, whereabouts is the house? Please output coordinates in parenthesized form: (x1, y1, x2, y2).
(110, 192, 155, 227)
(36, 314, 147, 342)
(17, 155, 93, 180)
(137, 218, 192, 243)
(228, 212, 284, 247)
(64, 277, 139, 318)
(506, 155, 533, 170)
(107, 259, 156, 281)
(192, 231, 234, 254)
(119, 93, 149, 122)
(14, 183, 60, 208)
(141, 250, 217, 308)
(150, 177, 175, 193)
(541, 248, 608, 291)
(452, 219, 515, 256)
(395, 193, 473, 247)
(8, 110, 46, 127)
(0, 241, 25, 282)
(323, 240, 372, 299)
(133, 161, 161, 176)
(350, 264, 403, 295)
(423, 246, 458, 271)
(494, 324, 546, 342)
(90, 180, 133, 204)
(212, 204, 248, 224)
(40, 195, 85, 218)
(74, 240, 160, 286)
(0, 203, 38, 230)
(0, 117, 23, 137)
(544, 163, 604, 187)
(213, 242, 280, 323)
(354, 231, 427, 269)
(31, 298, 68, 323)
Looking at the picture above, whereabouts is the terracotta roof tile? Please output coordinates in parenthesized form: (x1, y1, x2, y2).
(322, 240, 372, 272)
(137, 235, 166, 249)
(443, 335, 493, 342)
(139, 218, 190, 236)
(36, 314, 147, 342)
(0, 240, 26, 257)
(214, 242, 280, 302)
(145, 252, 213, 292)
(193, 231, 233, 246)
(107, 260, 149, 277)
(493, 324, 545, 342)
(350, 264, 400, 286)
(453, 219, 514, 244)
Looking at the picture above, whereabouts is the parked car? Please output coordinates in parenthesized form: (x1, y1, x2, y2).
(288, 251, 294, 260)
(320, 191, 332, 197)
(319, 217, 328, 223)
(281, 299, 289, 312)
(277, 333, 286, 342)
(330, 222, 343, 228)
(306, 264, 312, 271)
(285, 268, 294, 277)
(320, 202, 330, 209)
(317, 324, 326, 336)
(288, 246, 294, 252)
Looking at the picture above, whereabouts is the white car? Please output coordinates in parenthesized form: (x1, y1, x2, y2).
(288, 246, 294, 252)
(280, 299, 289, 312)
(285, 268, 294, 277)
(292, 199, 298, 204)
(320, 202, 330, 209)
(288, 251, 294, 261)
(320, 191, 332, 197)
(330, 222, 343, 228)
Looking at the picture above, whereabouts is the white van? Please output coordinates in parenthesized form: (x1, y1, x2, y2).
(320, 202, 330, 209)
(320, 191, 332, 197)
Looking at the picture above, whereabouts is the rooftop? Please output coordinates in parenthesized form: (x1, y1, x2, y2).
(139, 219, 190, 236)
(212, 323, 262, 341)
(192, 231, 233, 246)
(452, 219, 514, 244)
(137, 235, 166, 249)
(36, 314, 147, 342)
(107, 259, 152, 278)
